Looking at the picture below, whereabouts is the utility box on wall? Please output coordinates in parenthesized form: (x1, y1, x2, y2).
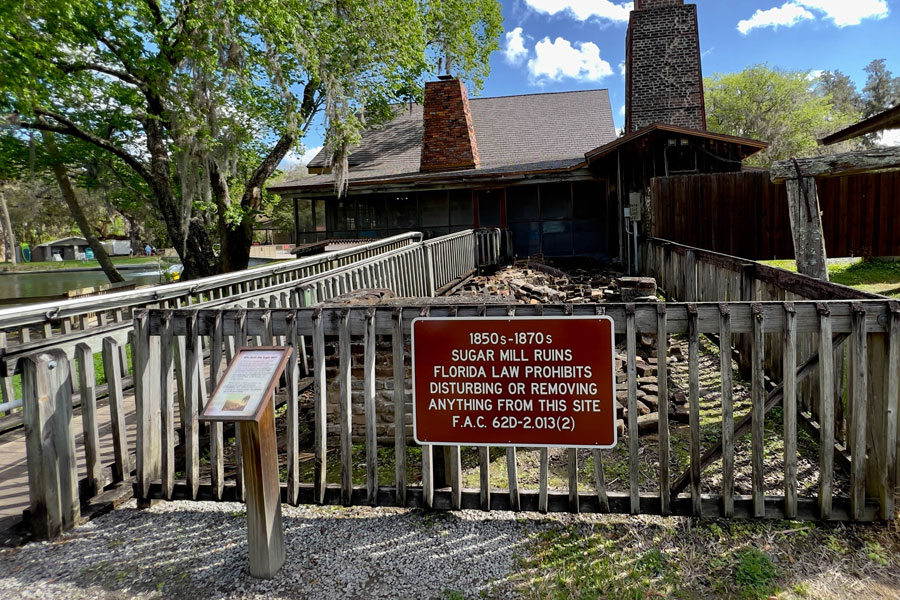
(629, 192, 642, 221)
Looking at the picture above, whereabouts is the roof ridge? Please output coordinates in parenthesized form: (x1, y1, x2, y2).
(471, 89, 610, 101)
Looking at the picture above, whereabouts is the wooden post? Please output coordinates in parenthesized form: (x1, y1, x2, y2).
(75, 343, 103, 498)
(240, 400, 286, 579)
(785, 176, 828, 281)
(22, 350, 80, 540)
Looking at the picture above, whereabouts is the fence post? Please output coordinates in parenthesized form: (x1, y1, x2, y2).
(423, 244, 436, 298)
(684, 249, 697, 302)
(738, 264, 757, 380)
(22, 350, 80, 540)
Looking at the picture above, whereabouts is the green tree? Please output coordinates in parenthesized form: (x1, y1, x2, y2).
(1, 0, 502, 278)
(705, 65, 860, 167)
(861, 59, 900, 118)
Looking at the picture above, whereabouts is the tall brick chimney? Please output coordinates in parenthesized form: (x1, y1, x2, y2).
(625, 0, 706, 133)
(420, 76, 480, 172)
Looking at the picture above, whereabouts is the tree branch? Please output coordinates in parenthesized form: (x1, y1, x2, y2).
(55, 62, 147, 90)
(10, 110, 153, 185)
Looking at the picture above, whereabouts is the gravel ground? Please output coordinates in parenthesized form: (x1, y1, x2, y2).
(0, 500, 544, 600)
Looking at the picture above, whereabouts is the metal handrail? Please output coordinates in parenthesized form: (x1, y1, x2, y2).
(0, 232, 422, 330)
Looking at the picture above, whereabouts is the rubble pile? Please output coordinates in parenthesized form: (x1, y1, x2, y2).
(452, 259, 686, 438)
(457, 261, 625, 304)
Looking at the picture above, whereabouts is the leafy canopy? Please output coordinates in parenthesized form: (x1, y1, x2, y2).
(1, 0, 502, 275)
(705, 65, 862, 167)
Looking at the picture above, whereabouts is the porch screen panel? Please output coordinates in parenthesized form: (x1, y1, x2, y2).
(357, 195, 386, 238)
(449, 189, 473, 233)
(540, 182, 574, 255)
(573, 181, 607, 256)
(507, 185, 540, 257)
(420, 190, 450, 237)
(388, 193, 417, 236)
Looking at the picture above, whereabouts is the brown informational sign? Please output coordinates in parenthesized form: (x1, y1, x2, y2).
(412, 317, 616, 448)
(200, 347, 292, 422)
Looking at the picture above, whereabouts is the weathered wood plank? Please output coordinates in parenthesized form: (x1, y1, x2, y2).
(101, 337, 130, 483)
(626, 304, 640, 514)
(817, 305, 835, 519)
(850, 304, 868, 520)
(75, 343, 103, 498)
(772, 146, 900, 183)
(339, 309, 353, 506)
(312, 308, 327, 505)
(392, 309, 407, 507)
(568, 448, 579, 513)
(883, 302, 900, 520)
(539, 448, 549, 513)
(209, 313, 225, 501)
(22, 350, 80, 539)
(285, 311, 300, 506)
(159, 314, 176, 500)
(364, 308, 378, 506)
(184, 312, 201, 500)
(240, 400, 286, 579)
(720, 304, 735, 517)
(450, 445, 462, 510)
(785, 177, 828, 281)
(751, 304, 766, 518)
(783, 303, 798, 519)
(657, 303, 670, 515)
(688, 304, 702, 517)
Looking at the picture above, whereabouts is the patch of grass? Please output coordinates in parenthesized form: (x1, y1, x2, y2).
(441, 589, 466, 600)
(0, 255, 171, 272)
(762, 257, 900, 297)
(733, 547, 778, 599)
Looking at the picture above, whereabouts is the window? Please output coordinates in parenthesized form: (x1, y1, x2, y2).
(357, 195, 385, 231)
(540, 183, 572, 220)
(507, 185, 539, 222)
(449, 189, 473, 227)
(388, 194, 417, 229)
(573, 181, 606, 219)
(420, 191, 449, 227)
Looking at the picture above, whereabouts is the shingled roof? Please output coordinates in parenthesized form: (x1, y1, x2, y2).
(269, 89, 616, 192)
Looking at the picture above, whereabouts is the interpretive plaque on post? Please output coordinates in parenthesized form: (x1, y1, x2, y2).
(200, 346, 291, 579)
(411, 317, 616, 448)
(201, 348, 291, 422)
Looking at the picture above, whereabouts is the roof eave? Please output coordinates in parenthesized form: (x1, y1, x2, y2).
(820, 104, 900, 146)
(584, 123, 768, 164)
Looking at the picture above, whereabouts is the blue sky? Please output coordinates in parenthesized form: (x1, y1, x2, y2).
(287, 0, 900, 166)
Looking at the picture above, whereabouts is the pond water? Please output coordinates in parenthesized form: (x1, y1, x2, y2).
(0, 268, 166, 306)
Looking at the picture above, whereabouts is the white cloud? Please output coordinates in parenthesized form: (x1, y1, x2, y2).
(877, 128, 900, 147)
(280, 145, 323, 169)
(619, 61, 626, 77)
(619, 104, 625, 117)
(528, 37, 613, 82)
(737, 3, 814, 34)
(504, 27, 529, 64)
(807, 69, 824, 81)
(737, 0, 888, 34)
(522, 0, 633, 23)
(797, 0, 888, 26)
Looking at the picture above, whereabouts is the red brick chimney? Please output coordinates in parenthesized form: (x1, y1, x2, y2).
(420, 76, 480, 172)
(626, 0, 707, 132)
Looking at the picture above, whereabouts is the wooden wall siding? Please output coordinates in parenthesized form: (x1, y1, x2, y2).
(125, 302, 899, 523)
(642, 237, 899, 520)
(651, 171, 900, 260)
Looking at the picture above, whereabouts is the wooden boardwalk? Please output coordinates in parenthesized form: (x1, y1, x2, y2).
(0, 389, 138, 532)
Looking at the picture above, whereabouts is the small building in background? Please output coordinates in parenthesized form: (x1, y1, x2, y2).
(31, 237, 91, 262)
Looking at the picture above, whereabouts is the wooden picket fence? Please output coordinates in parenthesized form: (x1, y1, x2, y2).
(118, 300, 897, 522)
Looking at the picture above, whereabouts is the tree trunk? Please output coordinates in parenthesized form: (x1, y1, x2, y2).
(0, 190, 17, 265)
(142, 117, 218, 280)
(217, 133, 296, 273)
(41, 132, 125, 284)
